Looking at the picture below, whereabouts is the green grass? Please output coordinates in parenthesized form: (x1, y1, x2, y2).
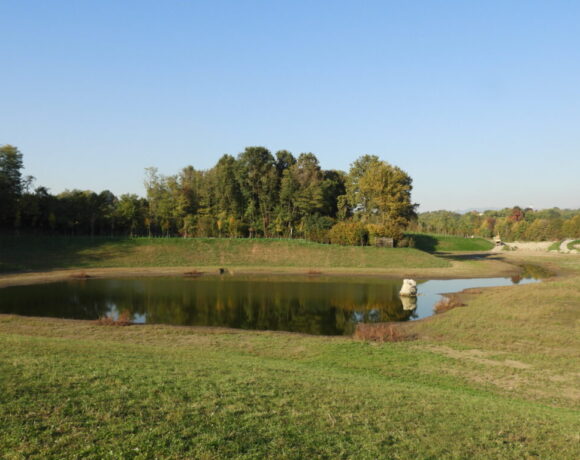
(1, 244, 579, 458)
(548, 241, 563, 251)
(0, 236, 449, 272)
(567, 240, 580, 251)
(1, 304, 578, 459)
(407, 233, 495, 252)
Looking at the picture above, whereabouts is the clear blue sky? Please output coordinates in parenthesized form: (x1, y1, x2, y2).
(2, 0, 579, 211)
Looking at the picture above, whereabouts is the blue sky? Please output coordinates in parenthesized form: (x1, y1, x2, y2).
(1, 0, 579, 211)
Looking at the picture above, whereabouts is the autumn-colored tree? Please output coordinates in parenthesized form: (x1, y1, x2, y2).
(344, 155, 416, 239)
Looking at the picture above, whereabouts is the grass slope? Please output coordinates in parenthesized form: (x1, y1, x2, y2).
(1, 256, 579, 458)
(408, 233, 494, 252)
(1, 304, 578, 459)
(0, 236, 448, 272)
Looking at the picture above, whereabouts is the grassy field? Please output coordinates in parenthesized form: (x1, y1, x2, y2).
(567, 240, 580, 251)
(0, 236, 449, 273)
(1, 255, 579, 458)
(408, 233, 495, 252)
(1, 239, 578, 458)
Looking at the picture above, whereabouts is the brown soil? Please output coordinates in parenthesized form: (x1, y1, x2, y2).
(0, 255, 524, 289)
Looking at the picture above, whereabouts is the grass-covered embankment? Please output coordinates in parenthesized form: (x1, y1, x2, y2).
(0, 236, 449, 272)
(408, 233, 494, 252)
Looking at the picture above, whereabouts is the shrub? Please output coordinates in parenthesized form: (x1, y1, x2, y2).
(96, 310, 132, 326)
(366, 222, 405, 244)
(328, 221, 369, 246)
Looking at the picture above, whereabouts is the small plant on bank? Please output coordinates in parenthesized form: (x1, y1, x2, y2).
(434, 295, 465, 314)
(96, 310, 132, 326)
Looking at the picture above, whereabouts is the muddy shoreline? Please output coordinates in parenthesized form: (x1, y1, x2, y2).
(0, 256, 526, 288)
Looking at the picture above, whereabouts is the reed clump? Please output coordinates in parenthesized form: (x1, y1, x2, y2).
(96, 310, 132, 326)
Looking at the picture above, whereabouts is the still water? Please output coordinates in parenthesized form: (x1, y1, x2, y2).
(0, 273, 541, 335)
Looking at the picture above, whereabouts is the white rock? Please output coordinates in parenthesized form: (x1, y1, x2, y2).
(401, 296, 417, 310)
(400, 279, 417, 297)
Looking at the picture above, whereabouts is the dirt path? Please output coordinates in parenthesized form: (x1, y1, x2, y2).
(492, 241, 554, 252)
(559, 239, 578, 253)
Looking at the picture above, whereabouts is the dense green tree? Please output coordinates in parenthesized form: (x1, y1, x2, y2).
(275, 150, 296, 176)
(236, 147, 279, 237)
(344, 155, 416, 238)
(0, 145, 24, 228)
(116, 194, 147, 237)
(279, 153, 326, 237)
(10, 143, 580, 244)
(213, 155, 243, 231)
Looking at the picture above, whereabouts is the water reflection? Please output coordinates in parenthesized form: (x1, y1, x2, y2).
(0, 273, 542, 336)
(400, 296, 417, 311)
(0, 276, 415, 335)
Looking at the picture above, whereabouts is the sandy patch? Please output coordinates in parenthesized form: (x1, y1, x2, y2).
(493, 241, 555, 252)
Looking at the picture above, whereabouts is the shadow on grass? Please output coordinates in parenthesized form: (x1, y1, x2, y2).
(435, 252, 502, 261)
(0, 235, 140, 272)
(408, 234, 438, 252)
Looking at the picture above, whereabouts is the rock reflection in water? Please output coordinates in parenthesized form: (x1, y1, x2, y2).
(400, 296, 417, 311)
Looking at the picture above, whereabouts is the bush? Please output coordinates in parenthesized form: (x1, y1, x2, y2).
(328, 221, 369, 246)
(367, 222, 404, 242)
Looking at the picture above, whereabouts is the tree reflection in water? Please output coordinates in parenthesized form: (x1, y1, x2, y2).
(0, 276, 415, 335)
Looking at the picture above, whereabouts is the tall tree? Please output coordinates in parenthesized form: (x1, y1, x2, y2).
(0, 145, 24, 228)
(279, 153, 326, 237)
(236, 147, 279, 237)
(116, 194, 147, 237)
(344, 155, 416, 236)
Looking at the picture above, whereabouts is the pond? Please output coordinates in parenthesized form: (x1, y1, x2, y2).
(0, 272, 542, 336)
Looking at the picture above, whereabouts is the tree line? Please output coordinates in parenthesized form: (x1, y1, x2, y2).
(414, 207, 580, 241)
(4, 144, 577, 244)
(0, 145, 418, 245)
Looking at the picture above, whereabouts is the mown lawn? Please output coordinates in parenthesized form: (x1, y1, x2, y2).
(407, 233, 494, 252)
(1, 315, 578, 459)
(0, 236, 449, 272)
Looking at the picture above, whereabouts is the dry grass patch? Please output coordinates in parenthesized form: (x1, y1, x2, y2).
(353, 322, 414, 342)
(433, 294, 466, 313)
